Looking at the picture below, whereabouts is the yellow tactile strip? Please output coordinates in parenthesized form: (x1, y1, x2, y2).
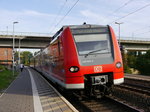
(30, 69, 75, 112)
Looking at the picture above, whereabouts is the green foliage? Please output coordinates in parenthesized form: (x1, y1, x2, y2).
(124, 64, 132, 74)
(123, 51, 137, 73)
(14, 52, 19, 61)
(0, 70, 18, 90)
(136, 50, 150, 75)
(127, 52, 137, 68)
(0, 65, 6, 71)
(20, 51, 33, 66)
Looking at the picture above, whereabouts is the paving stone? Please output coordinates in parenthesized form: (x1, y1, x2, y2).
(30, 69, 76, 112)
(0, 69, 34, 112)
(0, 68, 77, 112)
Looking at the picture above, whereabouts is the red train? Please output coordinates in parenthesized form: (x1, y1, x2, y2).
(33, 24, 124, 97)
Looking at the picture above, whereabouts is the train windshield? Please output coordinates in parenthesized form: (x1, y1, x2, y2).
(73, 32, 111, 56)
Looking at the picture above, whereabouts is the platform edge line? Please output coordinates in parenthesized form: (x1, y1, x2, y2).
(28, 69, 43, 112)
(35, 69, 79, 112)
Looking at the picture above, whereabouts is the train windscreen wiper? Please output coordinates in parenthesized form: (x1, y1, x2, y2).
(85, 48, 107, 57)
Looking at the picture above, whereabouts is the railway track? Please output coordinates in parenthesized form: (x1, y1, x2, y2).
(117, 76, 150, 96)
(37, 70, 144, 112)
(125, 78, 150, 87)
(125, 74, 150, 82)
(117, 83, 150, 96)
(112, 77, 150, 112)
(75, 96, 142, 112)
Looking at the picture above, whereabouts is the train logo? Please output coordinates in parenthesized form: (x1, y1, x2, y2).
(94, 66, 102, 73)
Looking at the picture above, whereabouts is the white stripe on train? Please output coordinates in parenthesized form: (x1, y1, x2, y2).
(114, 78, 124, 85)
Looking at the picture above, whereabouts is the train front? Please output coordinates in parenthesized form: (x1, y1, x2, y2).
(64, 24, 124, 97)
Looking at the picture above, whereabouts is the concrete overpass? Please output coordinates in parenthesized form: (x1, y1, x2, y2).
(0, 31, 150, 51)
(120, 37, 150, 53)
(0, 31, 52, 49)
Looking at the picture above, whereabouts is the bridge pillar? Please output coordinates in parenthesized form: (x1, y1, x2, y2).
(122, 47, 128, 68)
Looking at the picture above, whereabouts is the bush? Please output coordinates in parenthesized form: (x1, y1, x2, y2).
(124, 64, 132, 74)
(136, 50, 150, 75)
(0, 65, 6, 71)
(127, 55, 137, 69)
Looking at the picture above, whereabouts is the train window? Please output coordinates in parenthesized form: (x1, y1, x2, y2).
(73, 33, 111, 55)
(58, 39, 61, 55)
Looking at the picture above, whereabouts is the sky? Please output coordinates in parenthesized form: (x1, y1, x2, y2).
(0, 0, 150, 52)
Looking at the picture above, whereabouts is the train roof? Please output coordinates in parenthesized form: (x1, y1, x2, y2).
(52, 24, 108, 40)
(63, 24, 108, 29)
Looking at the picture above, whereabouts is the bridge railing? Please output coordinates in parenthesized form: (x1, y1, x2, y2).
(0, 31, 150, 41)
(118, 37, 150, 41)
(0, 31, 53, 37)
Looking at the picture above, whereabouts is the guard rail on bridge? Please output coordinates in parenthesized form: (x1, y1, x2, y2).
(0, 31, 52, 48)
(0, 31, 150, 49)
(0, 31, 150, 41)
(0, 31, 53, 37)
(120, 37, 150, 41)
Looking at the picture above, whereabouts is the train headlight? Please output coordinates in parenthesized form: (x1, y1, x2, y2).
(69, 66, 79, 73)
(116, 62, 122, 68)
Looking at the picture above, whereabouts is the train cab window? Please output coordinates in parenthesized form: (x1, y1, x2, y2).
(73, 32, 111, 56)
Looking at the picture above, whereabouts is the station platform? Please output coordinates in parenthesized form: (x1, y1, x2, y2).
(0, 67, 78, 112)
(125, 73, 150, 81)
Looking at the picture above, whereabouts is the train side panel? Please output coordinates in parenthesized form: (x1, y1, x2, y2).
(61, 28, 84, 88)
(109, 26, 124, 84)
(33, 25, 124, 94)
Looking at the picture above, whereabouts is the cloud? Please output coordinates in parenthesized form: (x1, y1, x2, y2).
(0, 9, 86, 34)
(1, 0, 150, 39)
(23, 10, 53, 17)
(0, 9, 55, 32)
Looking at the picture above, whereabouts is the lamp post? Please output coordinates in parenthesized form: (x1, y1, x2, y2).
(19, 39, 20, 64)
(19, 37, 25, 66)
(115, 22, 123, 45)
(18, 38, 21, 65)
(6, 26, 8, 66)
(6, 26, 8, 35)
(12, 21, 19, 76)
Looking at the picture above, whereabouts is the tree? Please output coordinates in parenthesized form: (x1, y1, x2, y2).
(127, 51, 137, 68)
(136, 50, 150, 75)
(14, 51, 19, 62)
(21, 51, 33, 65)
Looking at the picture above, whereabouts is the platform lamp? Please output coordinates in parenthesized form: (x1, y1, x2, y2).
(18, 37, 25, 66)
(18, 38, 21, 65)
(115, 22, 123, 45)
(12, 21, 19, 76)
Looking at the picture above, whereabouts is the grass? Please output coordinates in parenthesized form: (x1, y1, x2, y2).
(0, 70, 18, 91)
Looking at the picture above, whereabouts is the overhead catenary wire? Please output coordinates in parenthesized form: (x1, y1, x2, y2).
(112, 0, 134, 14)
(134, 30, 150, 36)
(97, 0, 133, 24)
(50, 0, 79, 33)
(49, 0, 68, 32)
(108, 3, 150, 24)
(131, 26, 150, 34)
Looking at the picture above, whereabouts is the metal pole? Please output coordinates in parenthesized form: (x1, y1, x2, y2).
(19, 39, 21, 65)
(12, 21, 18, 76)
(6, 26, 8, 67)
(6, 26, 8, 35)
(7, 49, 8, 67)
(132, 32, 134, 39)
(118, 24, 121, 45)
(115, 22, 123, 46)
(13, 23, 15, 76)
